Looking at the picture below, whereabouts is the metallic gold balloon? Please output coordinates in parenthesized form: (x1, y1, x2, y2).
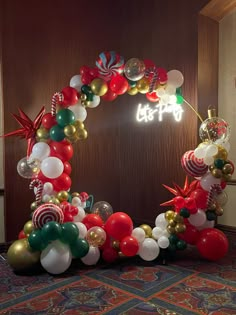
(215, 207, 224, 216)
(48, 197, 60, 206)
(166, 225, 176, 234)
(64, 125, 76, 137)
(139, 224, 152, 237)
(223, 173, 232, 181)
(168, 219, 176, 227)
(90, 78, 108, 96)
(74, 120, 85, 130)
(36, 127, 49, 140)
(67, 133, 79, 144)
(23, 220, 34, 235)
(214, 145, 228, 160)
(165, 210, 175, 221)
(81, 100, 91, 107)
(127, 87, 138, 95)
(173, 213, 183, 223)
(112, 240, 120, 250)
(175, 223, 186, 233)
(57, 191, 69, 202)
(136, 78, 150, 94)
(211, 168, 222, 178)
(81, 93, 87, 101)
(118, 251, 126, 258)
(71, 192, 80, 198)
(7, 239, 40, 271)
(77, 129, 88, 140)
(30, 202, 38, 211)
(222, 163, 233, 174)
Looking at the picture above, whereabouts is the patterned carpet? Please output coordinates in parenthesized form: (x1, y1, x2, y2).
(0, 232, 236, 315)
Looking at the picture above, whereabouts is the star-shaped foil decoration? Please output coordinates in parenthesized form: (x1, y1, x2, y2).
(3, 106, 45, 157)
(160, 176, 199, 207)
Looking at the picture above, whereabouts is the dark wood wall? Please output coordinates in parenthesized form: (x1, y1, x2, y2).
(1, 0, 212, 241)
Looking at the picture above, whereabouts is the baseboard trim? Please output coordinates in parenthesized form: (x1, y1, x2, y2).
(216, 224, 236, 234)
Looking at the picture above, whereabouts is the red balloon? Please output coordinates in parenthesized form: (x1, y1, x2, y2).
(89, 67, 99, 78)
(50, 140, 74, 162)
(102, 247, 119, 263)
(79, 192, 89, 202)
(146, 91, 159, 102)
(63, 161, 72, 175)
(179, 224, 200, 245)
(34, 171, 53, 183)
(41, 113, 57, 129)
(18, 230, 26, 239)
(81, 72, 93, 85)
(80, 65, 90, 75)
(104, 212, 133, 241)
(196, 228, 229, 261)
(221, 181, 227, 190)
(63, 212, 74, 222)
(101, 89, 118, 101)
(143, 59, 155, 68)
(52, 173, 72, 192)
(61, 86, 79, 106)
(120, 236, 139, 257)
(82, 214, 104, 230)
(109, 75, 129, 95)
(190, 188, 208, 209)
(174, 196, 185, 211)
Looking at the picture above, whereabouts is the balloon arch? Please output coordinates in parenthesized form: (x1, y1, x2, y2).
(5, 51, 232, 274)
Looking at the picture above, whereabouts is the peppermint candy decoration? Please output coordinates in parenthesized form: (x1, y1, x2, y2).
(181, 150, 208, 177)
(29, 179, 43, 206)
(51, 92, 64, 116)
(207, 184, 223, 208)
(96, 51, 125, 81)
(32, 203, 64, 229)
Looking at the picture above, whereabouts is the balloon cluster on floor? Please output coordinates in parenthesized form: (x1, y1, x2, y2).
(5, 51, 232, 274)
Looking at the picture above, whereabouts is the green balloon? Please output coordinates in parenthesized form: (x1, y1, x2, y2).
(60, 222, 79, 244)
(56, 109, 75, 127)
(206, 210, 217, 221)
(41, 221, 62, 242)
(28, 229, 48, 251)
(70, 238, 89, 258)
(169, 234, 179, 245)
(81, 85, 94, 101)
(176, 240, 187, 250)
(179, 207, 190, 218)
(50, 125, 65, 141)
(176, 94, 183, 104)
(214, 158, 225, 169)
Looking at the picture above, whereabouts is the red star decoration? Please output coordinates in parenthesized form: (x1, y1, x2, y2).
(3, 106, 46, 157)
(160, 176, 199, 207)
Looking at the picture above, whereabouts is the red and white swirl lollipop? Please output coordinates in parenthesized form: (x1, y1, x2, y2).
(96, 51, 125, 81)
(32, 203, 64, 229)
(181, 150, 208, 177)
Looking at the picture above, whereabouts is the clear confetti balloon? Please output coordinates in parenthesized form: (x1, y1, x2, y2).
(86, 226, 106, 247)
(91, 201, 113, 222)
(124, 58, 146, 81)
(199, 117, 231, 143)
(17, 157, 41, 178)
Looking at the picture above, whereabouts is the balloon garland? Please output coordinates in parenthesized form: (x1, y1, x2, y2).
(5, 51, 233, 274)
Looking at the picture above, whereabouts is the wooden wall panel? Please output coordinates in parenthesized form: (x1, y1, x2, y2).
(2, 0, 210, 241)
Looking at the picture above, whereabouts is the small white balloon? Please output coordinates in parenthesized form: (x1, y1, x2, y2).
(167, 70, 184, 88)
(74, 222, 88, 239)
(31, 142, 50, 161)
(69, 102, 87, 122)
(73, 206, 86, 222)
(188, 209, 206, 227)
(42, 194, 52, 203)
(205, 144, 218, 157)
(152, 226, 164, 239)
(138, 238, 160, 261)
(72, 197, 82, 207)
(69, 75, 83, 91)
(87, 95, 100, 108)
(81, 246, 100, 265)
(197, 219, 215, 230)
(203, 156, 214, 166)
(194, 147, 206, 159)
(200, 173, 221, 191)
(131, 227, 146, 243)
(155, 213, 168, 229)
(157, 236, 170, 249)
(40, 240, 72, 274)
(41, 157, 64, 179)
(43, 182, 54, 194)
(165, 84, 176, 95)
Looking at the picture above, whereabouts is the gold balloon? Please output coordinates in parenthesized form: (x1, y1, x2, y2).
(36, 127, 49, 140)
(214, 145, 228, 160)
(90, 78, 108, 96)
(57, 191, 69, 202)
(81, 100, 91, 107)
(165, 210, 175, 221)
(112, 240, 120, 250)
(168, 219, 176, 227)
(81, 93, 87, 101)
(222, 163, 233, 174)
(30, 202, 38, 211)
(23, 220, 34, 235)
(71, 192, 80, 198)
(64, 125, 76, 137)
(136, 78, 150, 94)
(223, 173, 232, 181)
(67, 133, 79, 144)
(175, 223, 186, 233)
(166, 225, 176, 234)
(74, 120, 85, 130)
(211, 168, 222, 178)
(127, 87, 138, 95)
(215, 207, 224, 216)
(139, 224, 152, 237)
(7, 239, 40, 271)
(173, 213, 184, 223)
(77, 128, 88, 140)
(48, 197, 60, 206)
(86, 227, 106, 247)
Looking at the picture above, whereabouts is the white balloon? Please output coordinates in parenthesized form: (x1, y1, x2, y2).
(188, 209, 206, 227)
(155, 213, 168, 229)
(203, 156, 214, 166)
(87, 95, 100, 108)
(167, 70, 184, 88)
(41, 157, 64, 179)
(200, 173, 221, 191)
(42, 194, 52, 203)
(165, 84, 176, 95)
(73, 206, 86, 222)
(205, 144, 218, 157)
(138, 238, 160, 261)
(152, 226, 164, 239)
(43, 182, 54, 194)
(197, 219, 215, 230)
(69, 75, 83, 91)
(131, 227, 146, 243)
(40, 240, 72, 274)
(31, 142, 50, 161)
(81, 246, 100, 265)
(194, 147, 206, 159)
(74, 222, 88, 239)
(71, 196, 82, 207)
(157, 236, 170, 249)
(69, 102, 87, 122)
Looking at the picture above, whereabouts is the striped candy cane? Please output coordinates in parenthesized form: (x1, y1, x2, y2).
(207, 184, 223, 208)
(145, 66, 159, 93)
(29, 179, 43, 206)
(51, 92, 64, 116)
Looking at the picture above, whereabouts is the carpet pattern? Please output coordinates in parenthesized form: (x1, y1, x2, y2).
(0, 233, 236, 315)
